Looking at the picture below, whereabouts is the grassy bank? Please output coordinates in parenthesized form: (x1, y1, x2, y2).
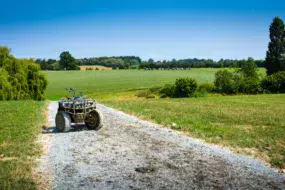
(101, 94, 285, 169)
(0, 101, 46, 189)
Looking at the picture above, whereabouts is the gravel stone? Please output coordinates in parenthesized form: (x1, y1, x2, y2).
(42, 101, 285, 190)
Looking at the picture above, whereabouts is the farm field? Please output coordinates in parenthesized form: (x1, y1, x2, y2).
(44, 68, 266, 100)
(101, 94, 285, 169)
(79, 65, 112, 70)
(0, 101, 46, 189)
(43, 68, 285, 170)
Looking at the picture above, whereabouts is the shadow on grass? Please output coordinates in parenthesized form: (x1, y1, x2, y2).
(42, 124, 88, 134)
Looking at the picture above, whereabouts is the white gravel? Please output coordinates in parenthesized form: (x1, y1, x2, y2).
(41, 101, 285, 190)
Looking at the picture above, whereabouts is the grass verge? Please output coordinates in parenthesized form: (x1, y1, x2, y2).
(101, 94, 285, 170)
(0, 101, 46, 189)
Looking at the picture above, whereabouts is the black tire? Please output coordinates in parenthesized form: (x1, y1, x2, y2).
(55, 111, 71, 132)
(85, 110, 103, 130)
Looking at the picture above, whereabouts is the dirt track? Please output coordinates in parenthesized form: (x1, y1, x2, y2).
(38, 101, 285, 190)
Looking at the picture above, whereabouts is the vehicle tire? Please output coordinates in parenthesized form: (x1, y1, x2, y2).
(55, 111, 71, 132)
(85, 110, 103, 130)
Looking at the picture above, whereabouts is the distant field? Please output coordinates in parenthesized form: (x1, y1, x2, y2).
(79, 65, 112, 70)
(0, 101, 45, 189)
(45, 68, 267, 100)
(102, 94, 285, 169)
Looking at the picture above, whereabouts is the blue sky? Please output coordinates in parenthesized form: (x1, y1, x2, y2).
(0, 0, 284, 61)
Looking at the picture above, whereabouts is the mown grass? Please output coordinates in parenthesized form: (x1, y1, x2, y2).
(0, 101, 46, 189)
(45, 68, 258, 100)
(101, 94, 285, 169)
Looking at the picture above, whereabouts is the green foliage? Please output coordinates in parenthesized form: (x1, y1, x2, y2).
(77, 56, 141, 69)
(35, 58, 57, 70)
(238, 77, 261, 94)
(214, 70, 238, 94)
(265, 17, 285, 75)
(160, 84, 176, 97)
(0, 46, 47, 100)
(237, 58, 262, 94)
(0, 69, 13, 100)
(175, 78, 198, 97)
(215, 59, 262, 94)
(130, 65, 138, 69)
(239, 57, 259, 79)
(261, 71, 285, 93)
(198, 83, 214, 93)
(160, 78, 198, 98)
(59, 51, 80, 70)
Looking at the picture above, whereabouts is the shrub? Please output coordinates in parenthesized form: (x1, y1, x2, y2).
(198, 83, 214, 93)
(239, 57, 259, 79)
(214, 70, 237, 94)
(160, 84, 175, 97)
(238, 77, 261, 94)
(0, 46, 47, 100)
(174, 77, 198, 97)
(0, 69, 13, 100)
(261, 71, 285, 93)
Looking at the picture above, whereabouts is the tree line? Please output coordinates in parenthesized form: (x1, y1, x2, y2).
(138, 58, 265, 70)
(36, 55, 265, 70)
(77, 56, 142, 69)
(36, 56, 142, 70)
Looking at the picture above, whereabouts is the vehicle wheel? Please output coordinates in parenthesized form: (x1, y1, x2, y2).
(55, 111, 71, 132)
(85, 110, 103, 130)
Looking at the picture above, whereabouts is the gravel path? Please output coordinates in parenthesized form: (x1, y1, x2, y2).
(41, 101, 285, 190)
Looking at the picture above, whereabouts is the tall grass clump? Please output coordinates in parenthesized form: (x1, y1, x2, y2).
(0, 46, 47, 100)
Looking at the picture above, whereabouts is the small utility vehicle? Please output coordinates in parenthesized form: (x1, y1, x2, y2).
(55, 88, 103, 132)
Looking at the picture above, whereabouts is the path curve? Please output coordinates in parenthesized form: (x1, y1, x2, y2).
(40, 101, 285, 190)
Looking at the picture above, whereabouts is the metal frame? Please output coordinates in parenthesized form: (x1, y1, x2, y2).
(58, 99, 97, 123)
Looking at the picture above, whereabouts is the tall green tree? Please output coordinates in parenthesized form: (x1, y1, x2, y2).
(240, 57, 258, 79)
(59, 51, 79, 70)
(265, 17, 285, 75)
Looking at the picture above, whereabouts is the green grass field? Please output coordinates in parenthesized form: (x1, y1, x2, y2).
(0, 101, 45, 189)
(45, 68, 247, 100)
